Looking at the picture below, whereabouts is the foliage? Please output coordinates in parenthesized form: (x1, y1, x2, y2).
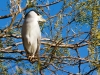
(0, 0, 100, 75)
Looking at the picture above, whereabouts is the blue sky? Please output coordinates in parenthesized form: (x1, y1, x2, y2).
(0, 0, 98, 75)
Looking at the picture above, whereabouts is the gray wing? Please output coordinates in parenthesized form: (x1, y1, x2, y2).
(21, 29, 29, 56)
(35, 35, 41, 56)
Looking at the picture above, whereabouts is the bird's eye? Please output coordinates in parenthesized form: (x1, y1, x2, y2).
(37, 13, 40, 15)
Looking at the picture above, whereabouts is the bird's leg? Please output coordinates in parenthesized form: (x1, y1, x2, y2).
(28, 55, 34, 62)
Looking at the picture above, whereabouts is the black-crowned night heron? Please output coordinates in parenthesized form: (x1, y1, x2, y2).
(21, 10, 46, 62)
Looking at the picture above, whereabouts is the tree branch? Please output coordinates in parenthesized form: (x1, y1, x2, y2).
(0, 0, 63, 19)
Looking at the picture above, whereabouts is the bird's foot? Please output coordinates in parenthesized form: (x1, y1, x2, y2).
(28, 55, 38, 63)
(28, 55, 34, 63)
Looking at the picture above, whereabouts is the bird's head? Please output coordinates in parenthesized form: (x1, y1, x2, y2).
(25, 10, 46, 24)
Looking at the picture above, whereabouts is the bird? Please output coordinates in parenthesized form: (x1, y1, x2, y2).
(21, 10, 46, 62)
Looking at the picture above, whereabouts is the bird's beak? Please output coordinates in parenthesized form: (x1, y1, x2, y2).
(41, 18, 46, 22)
(38, 15, 46, 25)
(38, 15, 46, 22)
